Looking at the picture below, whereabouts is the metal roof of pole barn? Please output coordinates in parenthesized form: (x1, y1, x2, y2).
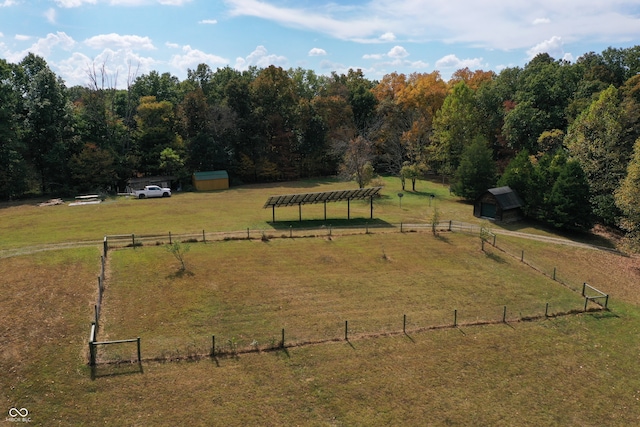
(263, 187, 383, 208)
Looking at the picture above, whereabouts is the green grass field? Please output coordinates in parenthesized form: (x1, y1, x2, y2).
(2, 177, 640, 425)
(101, 232, 584, 361)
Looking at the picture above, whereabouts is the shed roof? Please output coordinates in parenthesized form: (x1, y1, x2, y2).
(486, 186, 524, 210)
(193, 170, 228, 181)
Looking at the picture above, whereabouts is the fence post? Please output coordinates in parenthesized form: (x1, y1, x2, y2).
(454, 309, 457, 327)
(449, 220, 452, 231)
(281, 328, 285, 348)
(403, 314, 406, 334)
(103, 236, 108, 258)
(400, 222, 403, 233)
(137, 337, 141, 363)
(553, 267, 556, 281)
(584, 297, 589, 312)
(89, 322, 96, 366)
(202, 230, 206, 243)
(605, 294, 609, 309)
(211, 335, 215, 357)
(345, 320, 348, 341)
(89, 341, 95, 366)
(545, 302, 549, 317)
(493, 234, 496, 246)
(582, 283, 586, 297)
(169, 231, 172, 244)
(503, 306, 507, 323)
(247, 228, 250, 239)
(521, 250, 524, 262)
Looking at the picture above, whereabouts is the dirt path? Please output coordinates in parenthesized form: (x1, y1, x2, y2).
(0, 225, 620, 259)
(0, 240, 103, 259)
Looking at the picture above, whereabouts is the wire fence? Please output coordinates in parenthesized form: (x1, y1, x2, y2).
(89, 221, 609, 368)
(101, 221, 462, 252)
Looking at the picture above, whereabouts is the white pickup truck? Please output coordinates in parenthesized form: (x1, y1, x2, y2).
(134, 185, 171, 199)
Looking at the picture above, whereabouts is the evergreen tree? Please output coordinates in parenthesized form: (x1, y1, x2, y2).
(547, 160, 593, 230)
(497, 149, 535, 214)
(452, 136, 496, 200)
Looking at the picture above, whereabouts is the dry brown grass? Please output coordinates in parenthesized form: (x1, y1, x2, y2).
(3, 177, 640, 425)
(3, 235, 640, 425)
(0, 248, 98, 422)
(100, 232, 583, 360)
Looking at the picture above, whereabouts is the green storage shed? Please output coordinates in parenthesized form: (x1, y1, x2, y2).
(192, 171, 229, 191)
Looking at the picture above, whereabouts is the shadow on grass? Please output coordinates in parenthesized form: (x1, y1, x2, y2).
(483, 250, 507, 264)
(434, 233, 452, 244)
(499, 219, 619, 249)
(589, 310, 620, 320)
(167, 269, 195, 280)
(268, 218, 393, 231)
(91, 361, 143, 380)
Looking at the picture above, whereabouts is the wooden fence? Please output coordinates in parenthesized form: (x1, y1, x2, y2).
(89, 220, 610, 366)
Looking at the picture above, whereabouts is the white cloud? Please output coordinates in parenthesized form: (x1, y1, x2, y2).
(15, 34, 31, 41)
(308, 48, 327, 56)
(362, 44, 429, 73)
(235, 45, 287, 70)
(165, 42, 180, 49)
(54, 0, 97, 7)
(526, 35, 565, 59)
(199, 19, 218, 24)
(0, 0, 18, 6)
(84, 33, 155, 50)
(226, 0, 386, 41)
(435, 54, 485, 70)
(224, 0, 640, 51)
(379, 32, 396, 42)
(54, 0, 191, 5)
(169, 45, 228, 71)
(56, 48, 158, 88)
(363, 45, 409, 60)
(533, 17, 551, 25)
(387, 45, 408, 58)
(1, 32, 76, 66)
(45, 8, 57, 24)
(158, 0, 192, 4)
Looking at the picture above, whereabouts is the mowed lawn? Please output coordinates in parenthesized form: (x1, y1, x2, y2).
(2, 236, 640, 425)
(0, 176, 473, 250)
(3, 177, 640, 425)
(102, 232, 584, 360)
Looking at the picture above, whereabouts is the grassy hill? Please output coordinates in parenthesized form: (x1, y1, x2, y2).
(2, 177, 639, 426)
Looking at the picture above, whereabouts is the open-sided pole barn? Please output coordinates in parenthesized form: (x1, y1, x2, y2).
(263, 187, 383, 222)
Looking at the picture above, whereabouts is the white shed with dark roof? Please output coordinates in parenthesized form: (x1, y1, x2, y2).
(474, 186, 524, 223)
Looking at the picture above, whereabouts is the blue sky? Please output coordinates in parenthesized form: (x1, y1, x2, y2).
(1, 0, 640, 88)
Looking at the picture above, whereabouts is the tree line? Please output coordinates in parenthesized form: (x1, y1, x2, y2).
(1, 46, 640, 246)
